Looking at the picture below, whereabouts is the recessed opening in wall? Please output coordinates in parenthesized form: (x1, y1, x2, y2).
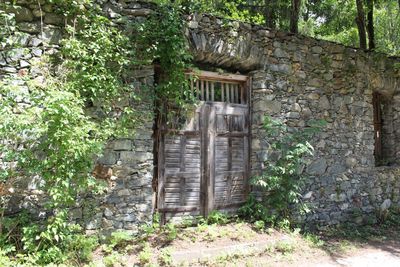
(373, 92, 396, 166)
(154, 67, 251, 223)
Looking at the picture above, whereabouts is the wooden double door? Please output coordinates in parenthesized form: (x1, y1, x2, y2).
(157, 102, 250, 222)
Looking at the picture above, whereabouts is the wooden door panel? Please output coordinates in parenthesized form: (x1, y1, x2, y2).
(208, 102, 249, 213)
(159, 96, 249, 221)
(158, 108, 203, 223)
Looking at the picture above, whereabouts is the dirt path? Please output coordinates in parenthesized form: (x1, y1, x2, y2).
(170, 228, 400, 266)
(90, 222, 400, 266)
(317, 244, 400, 267)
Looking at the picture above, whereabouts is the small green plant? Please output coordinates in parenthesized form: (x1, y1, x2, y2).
(276, 218, 291, 231)
(66, 233, 98, 265)
(138, 242, 152, 265)
(206, 210, 230, 225)
(249, 116, 325, 226)
(254, 220, 265, 232)
(238, 194, 275, 223)
(275, 240, 296, 254)
(0, 248, 13, 267)
(103, 251, 125, 267)
(303, 233, 325, 248)
(159, 248, 173, 266)
(104, 230, 134, 253)
(163, 223, 178, 241)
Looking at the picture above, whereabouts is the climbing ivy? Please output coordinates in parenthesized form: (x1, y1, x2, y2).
(0, 0, 200, 264)
(135, 1, 193, 109)
(0, 1, 140, 264)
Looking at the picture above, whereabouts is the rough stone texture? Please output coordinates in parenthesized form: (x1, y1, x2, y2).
(3, 1, 400, 231)
(185, 13, 400, 227)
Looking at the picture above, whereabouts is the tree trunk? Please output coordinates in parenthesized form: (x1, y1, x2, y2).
(264, 0, 277, 28)
(356, 0, 367, 49)
(290, 0, 301, 33)
(366, 0, 375, 50)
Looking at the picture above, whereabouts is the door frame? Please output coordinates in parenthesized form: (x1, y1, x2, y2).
(155, 70, 252, 222)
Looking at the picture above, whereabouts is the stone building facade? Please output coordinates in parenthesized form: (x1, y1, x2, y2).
(2, 1, 400, 231)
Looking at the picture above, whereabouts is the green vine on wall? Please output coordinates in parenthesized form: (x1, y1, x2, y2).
(0, 0, 141, 264)
(135, 1, 193, 109)
(0, 0, 198, 264)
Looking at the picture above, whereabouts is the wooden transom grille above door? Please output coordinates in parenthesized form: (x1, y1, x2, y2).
(157, 70, 251, 223)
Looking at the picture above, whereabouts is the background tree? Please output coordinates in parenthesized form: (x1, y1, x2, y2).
(290, 0, 302, 33)
(366, 0, 375, 50)
(356, 0, 368, 49)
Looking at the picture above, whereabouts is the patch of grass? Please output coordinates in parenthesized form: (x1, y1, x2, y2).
(205, 211, 230, 225)
(275, 240, 296, 255)
(138, 242, 152, 265)
(254, 220, 265, 232)
(103, 230, 134, 254)
(159, 248, 173, 266)
(324, 239, 356, 255)
(303, 233, 325, 248)
(103, 251, 126, 267)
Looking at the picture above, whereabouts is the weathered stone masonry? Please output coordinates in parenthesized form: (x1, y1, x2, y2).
(187, 14, 400, 226)
(2, 1, 400, 231)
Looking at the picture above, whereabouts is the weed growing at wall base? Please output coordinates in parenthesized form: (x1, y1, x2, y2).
(241, 116, 325, 227)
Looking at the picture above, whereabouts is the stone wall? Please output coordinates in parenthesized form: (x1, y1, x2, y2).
(187, 14, 400, 226)
(3, 1, 400, 230)
(0, 0, 156, 232)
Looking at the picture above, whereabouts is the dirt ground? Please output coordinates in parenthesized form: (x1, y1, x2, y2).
(91, 222, 400, 266)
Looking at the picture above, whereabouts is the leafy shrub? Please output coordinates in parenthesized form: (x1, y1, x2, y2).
(248, 116, 325, 226)
(303, 233, 325, 248)
(104, 251, 125, 267)
(0, 248, 13, 267)
(206, 211, 230, 225)
(0, 1, 141, 264)
(66, 233, 98, 265)
(238, 193, 275, 223)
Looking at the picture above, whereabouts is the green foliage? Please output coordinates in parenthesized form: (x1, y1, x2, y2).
(103, 251, 125, 267)
(20, 221, 98, 264)
(159, 248, 173, 266)
(303, 233, 325, 248)
(374, 1, 400, 55)
(103, 230, 134, 254)
(0, 248, 13, 267)
(249, 116, 325, 225)
(138, 242, 152, 265)
(66, 233, 98, 265)
(205, 210, 230, 225)
(253, 220, 265, 232)
(0, 1, 139, 265)
(164, 223, 178, 241)
(275, 240, 295, 254)
(0, 7, 21, 49)
(136, 1, 193, 109)
(182, 0, 265, 24)
(238, 193, 274, 223)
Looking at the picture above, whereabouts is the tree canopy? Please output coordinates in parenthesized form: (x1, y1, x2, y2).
(184, 0, 400, 55)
